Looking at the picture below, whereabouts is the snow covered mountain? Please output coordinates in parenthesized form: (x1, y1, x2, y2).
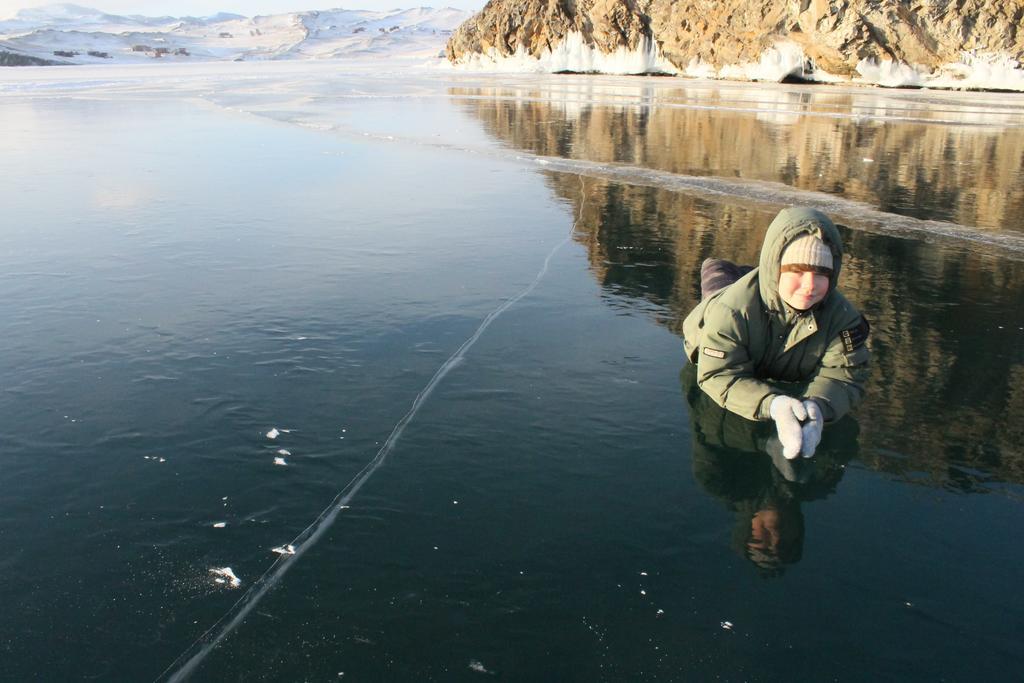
(0, 3, 471, 65)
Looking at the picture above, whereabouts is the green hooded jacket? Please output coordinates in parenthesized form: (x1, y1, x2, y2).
(681, 207, 870, 422)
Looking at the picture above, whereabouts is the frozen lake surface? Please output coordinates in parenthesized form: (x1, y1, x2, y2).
(1, 61, 1023, 681)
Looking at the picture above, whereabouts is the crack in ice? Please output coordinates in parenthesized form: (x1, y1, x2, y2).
(156, 175, 590, 683)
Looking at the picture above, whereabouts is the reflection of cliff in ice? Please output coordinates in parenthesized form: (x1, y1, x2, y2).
(455, 85, 1024, 488)
(451, 83, 1024, 232)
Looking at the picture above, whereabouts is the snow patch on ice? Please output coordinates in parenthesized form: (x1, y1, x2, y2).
(210, 567, 241, 588)
(453, 32, 677, 76)
(468, 660, 492, 674)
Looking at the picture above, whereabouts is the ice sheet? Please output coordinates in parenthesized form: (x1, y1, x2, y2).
(3, 62, 1021, 258)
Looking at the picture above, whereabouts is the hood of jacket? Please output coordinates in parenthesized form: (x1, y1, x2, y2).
(758, 207, 844, 315)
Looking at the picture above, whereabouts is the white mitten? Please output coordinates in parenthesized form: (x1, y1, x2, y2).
(769, 395, 807, 460)
(800, 399, 824, 458)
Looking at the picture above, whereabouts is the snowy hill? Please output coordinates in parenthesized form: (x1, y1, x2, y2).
(0, 3, 184, 33)
(0, 3, 471, 65)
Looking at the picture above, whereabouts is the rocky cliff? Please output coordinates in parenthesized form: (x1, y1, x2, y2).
(447, 0, 1024, 89)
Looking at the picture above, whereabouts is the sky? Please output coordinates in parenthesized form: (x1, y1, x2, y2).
(0, 0, 486, 17)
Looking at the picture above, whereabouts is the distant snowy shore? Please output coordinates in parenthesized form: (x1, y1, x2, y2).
(0, 3, 470, 65)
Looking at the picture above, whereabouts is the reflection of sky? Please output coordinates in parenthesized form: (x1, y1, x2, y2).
(0, 94, 573, 363)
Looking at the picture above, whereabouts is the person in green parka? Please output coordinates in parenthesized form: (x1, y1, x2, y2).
(682, 207, 870, 460)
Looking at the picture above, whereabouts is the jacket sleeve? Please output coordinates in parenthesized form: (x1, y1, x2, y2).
(695, 307, 778, 422)
(802, 318, 870, 421)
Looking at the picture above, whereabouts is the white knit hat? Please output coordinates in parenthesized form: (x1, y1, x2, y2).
(781, 234, 833, 271)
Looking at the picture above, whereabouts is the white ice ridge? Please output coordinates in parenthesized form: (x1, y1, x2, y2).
(453, 34, 1024, 91)
(716, 43, 1024, 91)
(224, 101, 1021, 256)
(452, 32, 678, 75)
(857, 52, 1024, 92)
(715, 42, 840, 83)
(509, 154, 1024, 258)
(156, 176, 593, 683)
(854, 58, 926, 88)
(196, 92, 1020, 255)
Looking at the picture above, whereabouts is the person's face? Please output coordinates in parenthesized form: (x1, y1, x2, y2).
(748, 509, 782, 553)
(779, 268, 829, 310)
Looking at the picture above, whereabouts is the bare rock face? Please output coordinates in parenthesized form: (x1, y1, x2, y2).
(448, 0, 652, 59)
(447, 0, 1024, 85)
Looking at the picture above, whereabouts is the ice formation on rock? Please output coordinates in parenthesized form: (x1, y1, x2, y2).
(446, 0, 1024, 91)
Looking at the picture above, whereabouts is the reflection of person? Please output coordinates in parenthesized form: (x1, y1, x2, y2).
(683, 365, 856, 577)
(682, 207, 870, 459)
